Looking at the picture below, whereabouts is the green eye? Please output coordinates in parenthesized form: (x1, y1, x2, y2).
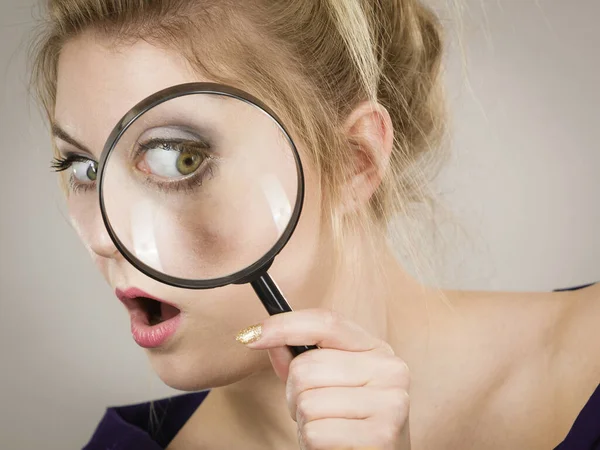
(141, 139, 209, 181)
(176, 151, 203, 176)
(72, 160, 98, 183)
(87, 163, 98, 181)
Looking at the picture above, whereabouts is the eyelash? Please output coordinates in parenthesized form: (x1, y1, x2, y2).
(144, 164, 215, 194)
(51, 154, 97, 194)
(68, 178, 97, 194)
(51, 154, 93, 172)
(50, 139, 215, 195)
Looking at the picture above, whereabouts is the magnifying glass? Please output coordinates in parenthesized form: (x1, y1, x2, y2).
(98, 83, 318, 357)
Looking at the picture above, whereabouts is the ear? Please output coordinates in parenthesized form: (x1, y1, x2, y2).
(340, 101, 394, 214)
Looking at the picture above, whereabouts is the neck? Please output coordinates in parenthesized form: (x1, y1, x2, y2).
(211, 369, 298, 449)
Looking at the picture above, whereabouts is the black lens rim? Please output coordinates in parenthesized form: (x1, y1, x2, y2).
(98, 82, 305, 290)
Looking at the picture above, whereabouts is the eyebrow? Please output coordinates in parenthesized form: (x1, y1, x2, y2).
(52, 124, 95, 157)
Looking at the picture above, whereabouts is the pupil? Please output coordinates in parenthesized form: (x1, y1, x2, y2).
(176, 152, 201, 176)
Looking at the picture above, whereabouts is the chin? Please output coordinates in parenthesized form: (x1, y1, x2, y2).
(145, 343, 270, 392)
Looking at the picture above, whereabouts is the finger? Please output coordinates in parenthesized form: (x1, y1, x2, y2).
(267, 346, 294, 381)
(294, 386, 410, 428)
(286, 349, 410, 416)
(239, 309, 393, 353)
(287, 348, 410, 390)
(269, 345, 406, 385)
(299, 417, 402, 450)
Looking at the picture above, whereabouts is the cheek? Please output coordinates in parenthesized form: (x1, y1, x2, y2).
(67, 195, 96, 247)
(267, 161, 331, 307)
(66, 195, 112, 271)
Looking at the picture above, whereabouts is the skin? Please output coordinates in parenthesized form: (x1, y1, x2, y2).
(53, 32, 600, 450)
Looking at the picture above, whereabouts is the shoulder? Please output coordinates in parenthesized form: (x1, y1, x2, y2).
(546, 282, 600, 446)
(436, 283, 600, 447)
(553, 283, 600, 402)
(408, 288, 565, 444)
(445, 282, 600, 367)
(424, 285, 600, 449)
(449, 282, 600, 394)
(557, 282, 600, 361)
(440, 287, 570, 363)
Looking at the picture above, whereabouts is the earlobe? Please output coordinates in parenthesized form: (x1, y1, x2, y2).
(340, 101, 394, 214)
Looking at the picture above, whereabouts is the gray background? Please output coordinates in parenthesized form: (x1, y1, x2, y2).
(1, 1, 598, 448)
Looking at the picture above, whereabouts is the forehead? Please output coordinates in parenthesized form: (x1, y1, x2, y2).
(55, 33, 205, 157)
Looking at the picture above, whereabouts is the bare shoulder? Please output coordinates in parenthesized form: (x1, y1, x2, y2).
(422, 283, 600, 448)
(439, 286, 571, 362)
(553, 282, 600, 385)
(444, 282, 600, 392)
(444, 282, 600, 359)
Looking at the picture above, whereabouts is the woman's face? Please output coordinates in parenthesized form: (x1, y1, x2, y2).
(54, 33, 332, 390)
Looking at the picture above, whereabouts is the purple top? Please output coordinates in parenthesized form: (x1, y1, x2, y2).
(84, 391, 209, 450)
(83, 283, 599, 450)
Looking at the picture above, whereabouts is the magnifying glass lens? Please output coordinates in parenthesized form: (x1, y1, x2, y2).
(100, 90, 301, 286)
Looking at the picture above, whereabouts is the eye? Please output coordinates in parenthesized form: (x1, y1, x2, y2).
(72, 160, 98, 182)
(51, 154, 98, 193)
(138, 142, 206, 179)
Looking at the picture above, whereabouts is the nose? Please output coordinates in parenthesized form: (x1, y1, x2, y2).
(87, 219, 120, 259)
(70, 202, 120, 260)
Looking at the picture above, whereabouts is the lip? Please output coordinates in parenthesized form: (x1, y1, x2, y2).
(116, 287, 182, 349)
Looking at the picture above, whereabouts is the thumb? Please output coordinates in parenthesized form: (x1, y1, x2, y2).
(267, 347, 294, 382)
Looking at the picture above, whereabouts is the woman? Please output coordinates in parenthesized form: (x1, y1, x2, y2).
(30, 0, 599, 449)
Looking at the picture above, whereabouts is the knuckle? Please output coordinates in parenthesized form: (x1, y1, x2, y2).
(286, 372, 301, 402)
(288, 356, 311, 391)
(401, 389, 411, 407)
(322, 308, 344, 329)
(287, 352, 316, 393)
(386, 389, 410, 426)
(390, 388, 410, 409)
(299, 421, 321, 450)
(295, 390, 315, 424)
(285, 382, 296, 421)
(377, 422, 401, 445)
(379, 341, 396, 356)
(288, 354, 303, 378)
(397, 391, 411, 418)
(388, 358, 410, 381)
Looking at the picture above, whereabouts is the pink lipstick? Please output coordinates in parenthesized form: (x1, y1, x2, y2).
(116, 288, 182, 349)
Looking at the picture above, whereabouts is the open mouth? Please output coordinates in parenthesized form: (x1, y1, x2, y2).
(135, 296, 181, 326)
(116, 288, 181, 327)
(116, 288, 183, 348)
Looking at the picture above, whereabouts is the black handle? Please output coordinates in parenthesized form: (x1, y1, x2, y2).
(250, 273, 318, 357)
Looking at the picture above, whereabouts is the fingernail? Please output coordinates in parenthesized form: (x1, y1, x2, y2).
(235, 324, 263, 345)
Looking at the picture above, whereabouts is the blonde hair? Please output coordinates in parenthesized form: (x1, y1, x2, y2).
(30, 0, 448, 276)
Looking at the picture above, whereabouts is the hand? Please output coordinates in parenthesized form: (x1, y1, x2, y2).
(236, 309, 411, 450)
